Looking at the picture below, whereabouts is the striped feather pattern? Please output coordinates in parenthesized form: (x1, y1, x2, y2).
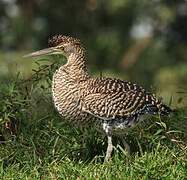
(81, 77, 170, 121)
(50, 35, 172, 130)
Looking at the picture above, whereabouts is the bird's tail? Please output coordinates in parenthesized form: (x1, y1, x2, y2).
(145, 103, 173, 116)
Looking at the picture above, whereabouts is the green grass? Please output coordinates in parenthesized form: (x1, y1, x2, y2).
(0, 57, 187, 179)
(1, 112, 187, 179)
(1, 148, 187, 179)
(0, 122, 187, 180)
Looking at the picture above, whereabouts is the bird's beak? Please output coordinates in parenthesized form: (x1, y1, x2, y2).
(23, 47, 59, 58)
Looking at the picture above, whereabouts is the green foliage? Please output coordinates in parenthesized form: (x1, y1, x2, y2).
(0, 59, 58, 138)
(1, 1, 187, 83)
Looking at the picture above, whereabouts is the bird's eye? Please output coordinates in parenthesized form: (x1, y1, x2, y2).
(58, 45, 64, 50)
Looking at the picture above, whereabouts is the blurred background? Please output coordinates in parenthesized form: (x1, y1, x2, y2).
(0, 0, 187, 108)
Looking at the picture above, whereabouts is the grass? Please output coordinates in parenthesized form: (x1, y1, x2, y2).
(1, 148, 186, 179)
(1, 113, 187, 180)
(1, 125, 187, 180)
(0, 57, 187, 179)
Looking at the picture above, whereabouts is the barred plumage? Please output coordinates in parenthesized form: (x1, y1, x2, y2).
(25, 35, 172, 161)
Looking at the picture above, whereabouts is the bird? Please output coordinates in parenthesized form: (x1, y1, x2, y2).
(24, 35, 172, 161)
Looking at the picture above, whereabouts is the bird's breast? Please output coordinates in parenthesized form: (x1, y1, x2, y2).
(51, 68, 91, 124)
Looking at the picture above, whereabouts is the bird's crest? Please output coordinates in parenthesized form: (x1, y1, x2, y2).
(48, 35, 81, 47)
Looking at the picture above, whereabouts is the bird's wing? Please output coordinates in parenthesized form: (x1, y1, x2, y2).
(81, 77, 159, 120)
(81, 90, 144, 120)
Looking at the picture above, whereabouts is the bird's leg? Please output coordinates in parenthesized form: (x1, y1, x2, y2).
(106, 133, 113, 161)
(103, 122, 113, 162)
(121, 138, 130, 155)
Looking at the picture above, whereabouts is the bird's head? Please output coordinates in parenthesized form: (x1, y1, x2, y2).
(24, 35, 84, 58)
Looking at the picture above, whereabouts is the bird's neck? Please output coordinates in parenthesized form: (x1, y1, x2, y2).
(61, 51, 90, 81)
